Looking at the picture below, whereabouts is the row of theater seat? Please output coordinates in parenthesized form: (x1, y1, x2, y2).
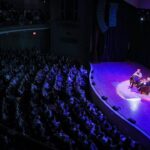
(0, 1, 49, 27)
(0, 50, 142, 149)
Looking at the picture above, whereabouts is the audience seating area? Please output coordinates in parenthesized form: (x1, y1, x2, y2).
(0, 1, 49, 27)
(0, 49, 142, 150)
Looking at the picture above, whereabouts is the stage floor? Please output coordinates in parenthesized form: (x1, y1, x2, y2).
(91, 62, 150, 138)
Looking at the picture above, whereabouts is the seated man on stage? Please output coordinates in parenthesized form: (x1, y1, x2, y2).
(138, 78, 147, 91)
(130, 69, 142, 88)
(138, 77, 150, 95)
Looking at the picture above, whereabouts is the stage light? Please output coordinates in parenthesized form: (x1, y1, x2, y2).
(32, 32, 37, 36)
(127, 98, 140, 111)
(140, 17, 144, 22)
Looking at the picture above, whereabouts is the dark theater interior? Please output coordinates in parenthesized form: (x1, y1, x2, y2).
(0, 0, 150, 150)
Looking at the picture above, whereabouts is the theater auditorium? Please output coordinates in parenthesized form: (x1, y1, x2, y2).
(0, 0, 150, 150)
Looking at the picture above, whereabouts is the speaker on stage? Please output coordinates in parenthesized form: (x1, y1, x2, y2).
(91, 76, 94, 79)
(109, 3, 118, 27)
(97, 0, 108, 33)
(128, 118, 136, 124)
(112, 106, 120, 111)
(92, 82, 95, 86)
(101, 96, 108, 101)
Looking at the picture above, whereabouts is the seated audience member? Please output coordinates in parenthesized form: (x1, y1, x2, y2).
(0, 49, 142, 150)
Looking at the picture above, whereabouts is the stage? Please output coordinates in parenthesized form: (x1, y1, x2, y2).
(90, 62, 150, 141)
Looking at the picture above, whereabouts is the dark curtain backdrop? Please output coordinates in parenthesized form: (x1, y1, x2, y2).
(131, 18, 150, 67)
(102, 2, 137, 61)
(91, 1, 138, 62)
(92, 0, 150, 68)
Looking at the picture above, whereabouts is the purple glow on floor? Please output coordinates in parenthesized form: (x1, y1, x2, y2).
(91, 62, 150, 137)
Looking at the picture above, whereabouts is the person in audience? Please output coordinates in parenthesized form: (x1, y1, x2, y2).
(0, 49, 142, 150)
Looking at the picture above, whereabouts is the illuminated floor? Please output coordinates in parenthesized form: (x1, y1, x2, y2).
(91, 62, 150, 138)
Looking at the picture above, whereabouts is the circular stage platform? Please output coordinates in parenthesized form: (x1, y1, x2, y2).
(90, 62, 150, 148)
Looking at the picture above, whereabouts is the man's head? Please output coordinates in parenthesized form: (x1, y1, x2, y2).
(137, 69, 141, 73)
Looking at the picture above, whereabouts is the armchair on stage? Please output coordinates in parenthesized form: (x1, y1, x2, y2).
(130, 69, 150, 95)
